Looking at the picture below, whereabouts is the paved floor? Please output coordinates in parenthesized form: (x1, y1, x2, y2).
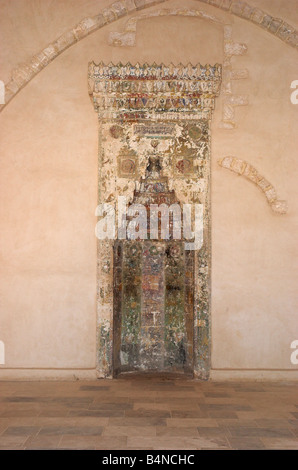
(0, 377, 297, 450)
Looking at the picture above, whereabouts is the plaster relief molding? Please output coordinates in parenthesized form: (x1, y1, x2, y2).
(0, 0, 168, 112)
(107, 9, 249, 129)
(108, 8, 225, 47)
(218, 156, 288, 214)
(220, 25, 249, 129)
(88, 61, 222, 121)
(0, 0, 297, 113)
(195, 0, 298, 47)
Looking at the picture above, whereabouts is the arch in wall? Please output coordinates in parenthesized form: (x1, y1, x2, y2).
(218, 157, 288, 214)
(0, 0, 297, 112)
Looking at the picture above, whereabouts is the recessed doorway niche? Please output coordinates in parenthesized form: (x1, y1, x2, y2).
(88, 62, 221, 379)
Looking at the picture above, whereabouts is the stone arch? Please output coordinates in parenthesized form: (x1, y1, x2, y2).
(218, 157, 288, 214)
(0, 0, 297, 113)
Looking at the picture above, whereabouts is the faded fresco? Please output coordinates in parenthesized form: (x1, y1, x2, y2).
(113, 148, 195, 375)
(89, 62, 221, 379)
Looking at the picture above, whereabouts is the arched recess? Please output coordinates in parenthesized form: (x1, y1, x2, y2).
(0, 0, 297, 112)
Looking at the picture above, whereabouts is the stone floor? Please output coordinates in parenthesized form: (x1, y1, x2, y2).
(0, 377, 297, 450)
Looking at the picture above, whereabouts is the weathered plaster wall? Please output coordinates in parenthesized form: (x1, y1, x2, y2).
(0, 0, 297, 379)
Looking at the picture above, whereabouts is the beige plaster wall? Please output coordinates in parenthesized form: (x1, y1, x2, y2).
(0, 0, 297, 379)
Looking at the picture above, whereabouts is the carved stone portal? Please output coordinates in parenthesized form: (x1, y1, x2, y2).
(89, 62, 222, 379)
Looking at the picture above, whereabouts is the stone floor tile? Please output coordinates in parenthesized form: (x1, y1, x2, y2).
(288, 420, 298, 428)
(197, 427, 228, 437)
(3, 397, 48, 403)
(202, 397, 249, 405)
(125, 409, 171, 418)
(39, 425, 103, 435)
(156, 426, 199, 437)
(109, 417, 167, 427)
(94, 436, 128, 449)
(168, 403, 202, 411)
(181, 437, 231, 450)
(0, 379, 296, 449)
(255, 418, 295, 428)
(79, 386, 110, 391)
(127, 436, 186, 449)
(58, 435, 104, 449)
(0, 423, 8, 435)
(227, 437, 266, 450)
(227, 426, 295, 438)
(37, 408, 70, 417)
(24, 435, 62, 450)
(0, 435, 29, 449)
(2, 425, 40, 436)
(155, 391, 200, 398)
(203, 392, 230, 398)
(132, 402, 171, 411)
(53, 397, 94, 404)
(0, 410, 40, 418)
(94, 397, 130, 404)
(89, 403, 133, 411)
(216, 419, 258, 428)
(200, 404, 253, 411)
(236, 411, 292, 420)
(261, 438, 298, 449)
(104, 425, 156, 437)
(167, 418, 219, 427)
(208, 411, 239, 419)
(126, 447, 154, 450)
(171, 410, 208, 418)
(69, 409, 124, 418)
(155, 397, 203, 404)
